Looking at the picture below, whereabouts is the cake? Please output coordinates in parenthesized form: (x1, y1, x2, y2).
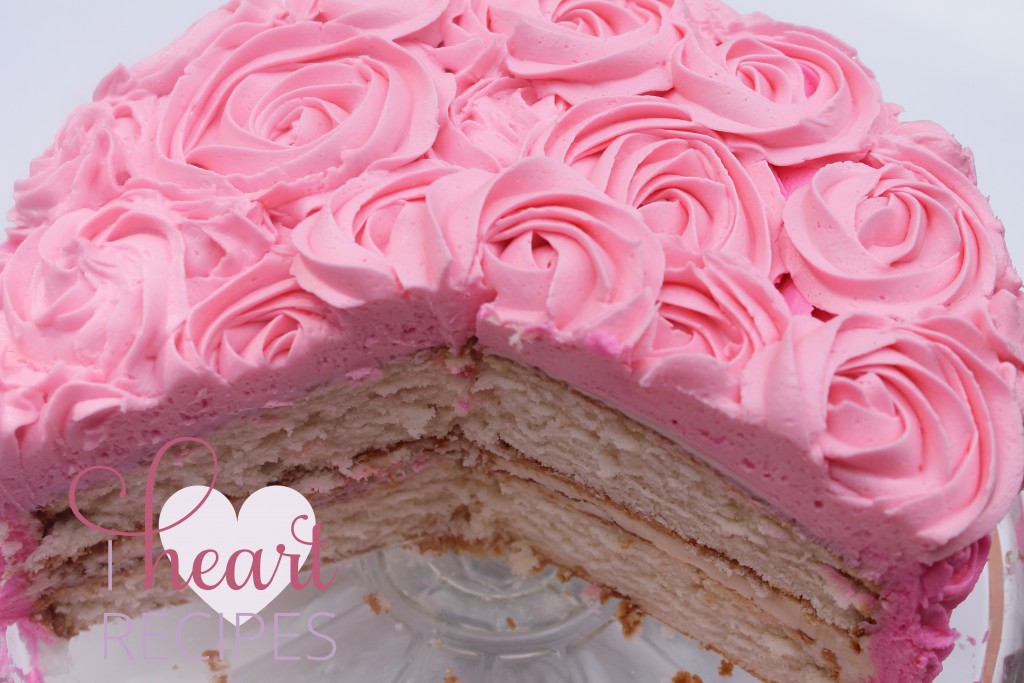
(0, 1, 1021, 682)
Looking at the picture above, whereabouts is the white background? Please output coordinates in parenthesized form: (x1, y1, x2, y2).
(0, 0, 1022, 265)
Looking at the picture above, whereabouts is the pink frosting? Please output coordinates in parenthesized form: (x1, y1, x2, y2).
(634, 241, 792, 403)
(781, 134, 1016, 317)
(667, 8, 887, 165)
(154, 21, 448, 215)
(742, 313, 1024, 564)
(8, 99, 157, 238)
(488, 0, 680, 102)
(2, 191, 190, 382)
(171, 246, 338, 381)
(292, 161, 467, 308)
(1, 1, 1022, 680)
(447, 157, 664, 344)
(432, 77, 567, 172)
(531, 95, 784, 277)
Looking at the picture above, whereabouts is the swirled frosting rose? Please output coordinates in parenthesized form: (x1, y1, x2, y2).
(668, 10, 885, 165)
(433, 77, 567, 172)
(487, 0, 679, 102)
(532, 96, 783, 276)
(291, 161, 467, 308)
(780, 135, 1013, 317)
(2, 186, 282, 385)
(171, 189, 282, 305)
(1, 192, 191, 381)
(174, 247, 336, 381)
(155, 21, 447, 212)
(743, 313, 1024, 561)
(10, 99, 157, 237)
(438, 157, 663, 343)
(635, 242, 791, 401)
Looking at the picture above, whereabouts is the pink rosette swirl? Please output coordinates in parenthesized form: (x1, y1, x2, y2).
(432, 77, 568, 172)
(0, 192, 191, 382)
(486, 0, 679, 102)
(174, 247, 336, 382)
(1, 187, 281, 384)
(532, 96, 784, 276)
(291, 160, 467, 308)
(635, 243, 791, 402)
(10, 98, 156, 237)
(780, 135, 1013, 317)
(156, 21, 445, 209)
(744, 313, 1024, 561)
(668, 13, 884, 165)
(170, 189, 281, 306)
(437, 157, 664, 344)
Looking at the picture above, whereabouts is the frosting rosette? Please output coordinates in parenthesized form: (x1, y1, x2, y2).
(0, 191, 191, 382)
(668, 11, 884, 165)
(0, 186, 284, 385)
(635, 243, 790, 401)
(171, 189, 282, 305)
(780, 134, 1013, 317)
(155, 21, 445, 210)
(744, 313, 1024, 561)
(9, 98, 156, 238)
(532, 96, 783, 276)
(439, 157, 663, 344)
(291, 160, 469, 308)
(174, 246, 336, 381)
(433, 77, 567, 172)
(486, 0, 679, 102)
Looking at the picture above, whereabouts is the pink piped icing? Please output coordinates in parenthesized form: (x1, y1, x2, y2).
(2, 0, 1022, 681)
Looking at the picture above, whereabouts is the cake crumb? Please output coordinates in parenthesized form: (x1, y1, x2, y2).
(506, 541, 542, 574)
(718, 658, 734, 677)
(201, 649, 229, 683)
(506, 617, 517, 630)
(616, 598, 645, 639)
(444, 667, 461, 683)
(672, 673, 704, 683)
(363, 592, 391, 615)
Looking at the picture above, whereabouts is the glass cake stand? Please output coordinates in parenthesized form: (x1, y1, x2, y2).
(7, 493, 1023, 683)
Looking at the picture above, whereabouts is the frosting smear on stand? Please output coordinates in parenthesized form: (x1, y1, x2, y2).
(1, 1, 1022, 681)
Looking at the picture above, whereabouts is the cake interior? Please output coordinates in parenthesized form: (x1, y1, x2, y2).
(25, 349, 877, 683)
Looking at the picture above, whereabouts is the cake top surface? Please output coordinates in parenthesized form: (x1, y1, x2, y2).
(0, 0, 1022, 575)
